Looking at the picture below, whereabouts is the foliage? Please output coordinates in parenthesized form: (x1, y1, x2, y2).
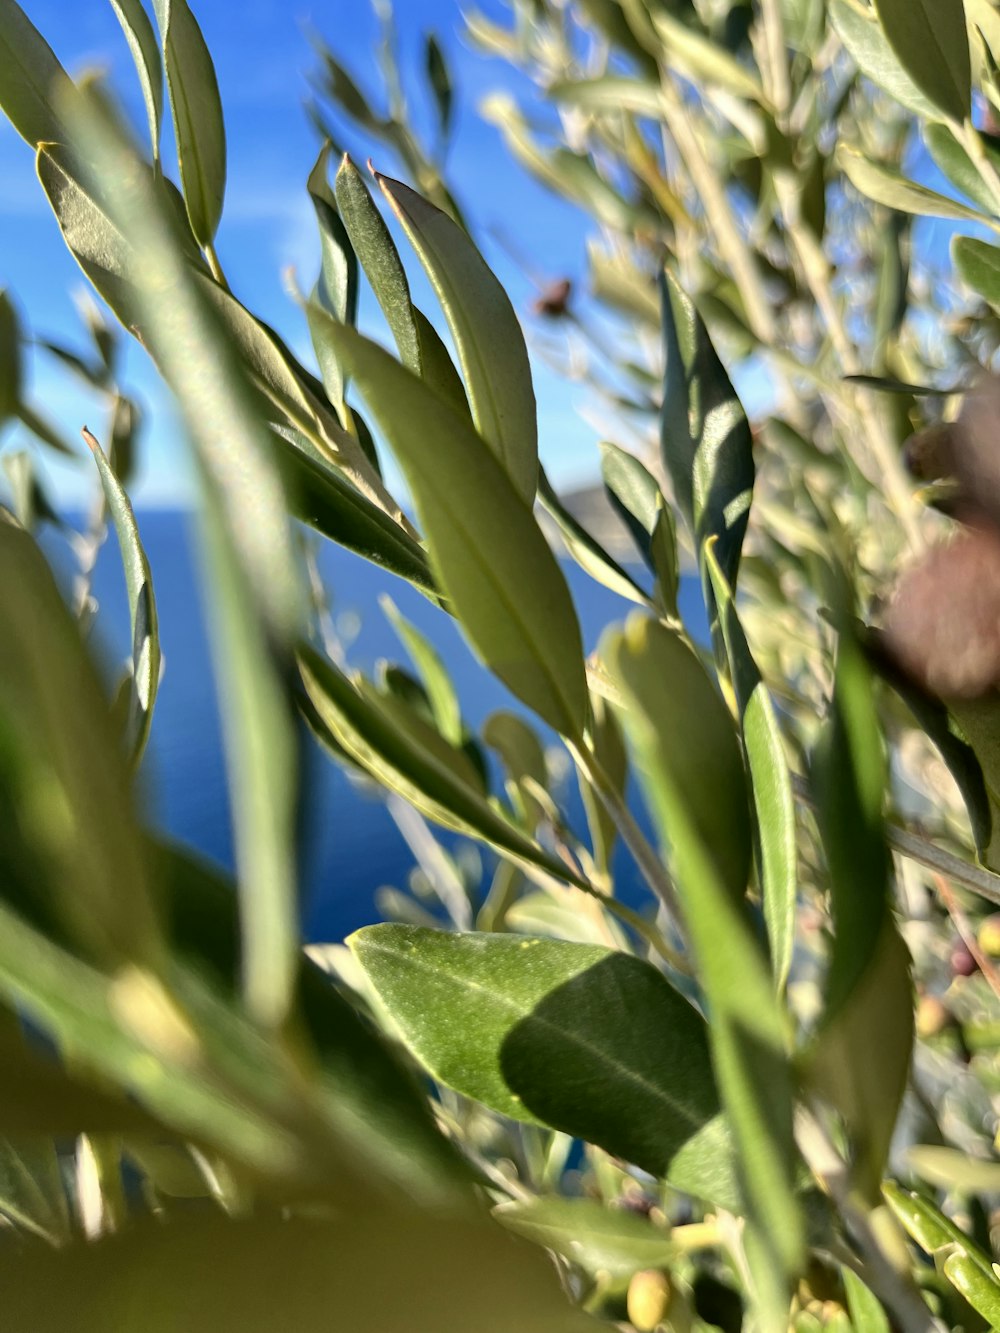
(0, 0, 998, 1329)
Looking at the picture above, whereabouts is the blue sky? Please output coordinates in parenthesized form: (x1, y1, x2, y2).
(0, 0, 609, 507)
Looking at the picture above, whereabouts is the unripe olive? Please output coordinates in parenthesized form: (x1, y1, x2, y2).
(977, 913, 1000, 958)
(627, 1269, 671, 1331)
(915, 994, 951, 1039)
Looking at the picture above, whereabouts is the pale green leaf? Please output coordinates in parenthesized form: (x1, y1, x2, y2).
(837, 145, 994, 225)
(494, 1197, 674, 1276)
(872, 0, 971, 122)
(651, 8, 764, 101)
(830, 0, 940, 120)
(108, 0, 163, 160)
(381, 595, 462, 744)
(842, 1267, 891, 1332)
(0, 0, 73, 147)
(549, 74, 663, 118)
(538, 467, 650, 607)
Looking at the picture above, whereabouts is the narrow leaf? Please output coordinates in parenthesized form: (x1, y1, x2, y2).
(871, 0, 971, 122)
(425, 33, 453, 141)
(349, 925, 739, 1207)
(942, 1251, 1000, 1325)
(924, 123, 1000, 215)
(381, 595, 462, 745)
(0, 0, 73, 146)
(378, 170, 538, 502)
(830, 0, 940, 119)
(304, 314, 587, 738)
(84, 426, 160, 768)
(538, 467, 650, 607)
(0, 288, 20, 421)
(494, 1197, 674, 1277)
(838, 146, 993, 225)
(0, 1138, 69, 1244)
(954, 234, 1000, 309)
(108, 0, 163, 160)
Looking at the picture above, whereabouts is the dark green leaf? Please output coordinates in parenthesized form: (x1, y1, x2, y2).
(924, 123, 1000, 216)
(659, 267, 754, 599)
(942, 1251, 1000, 1326)
(705, 544, 796, 993)
(871, 0, 971, 122)
(842, 1268, 891, 1333)
(494, 1197, 674, 1276)
(152, 0, 226, 245)
(108, 0, 164, 160)
(425, 33, 453, 140)
(578, 691, 627, 880)
(0, 288, 20, 421)
(0, 0, 73, 146)
(378, 170, 538, 502)
(304, 315, 587, 738)
(349, 925, 739, 1207)
(84, 427, 160, 768)
(954, 234, 1000, 309)
(829, 0, 939, 119)
(0, 1137, 69, 1244)
(538, 466, 650, 607)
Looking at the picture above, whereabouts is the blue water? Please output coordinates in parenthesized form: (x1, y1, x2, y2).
(68, 511, 705, 943)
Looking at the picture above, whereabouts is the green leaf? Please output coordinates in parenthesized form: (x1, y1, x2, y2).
(0, 1137, 69, 1244)
(705, 544, 796, 993)
(349, 925, 739, 1207)
(842, 1267, 891, 1332)
(494, 1197, 674, 1276)
(306, 143, 357, 418)
(538, 467, 650, 607)
(303, 315, 587, 738)
(84, 427, 160, 768)
(300, 647, 588, 890)
(942, 1250, 1000, 1326)
(806, 922, 913, 1203)
(549, 74, 664, 118)
(0, 288, 21, 421)
(651, 8, 764, 101)
(0, 516, 161, 965)
(1, 451, 61, 532)
(599, 441, 680, 616)
(954, 234, 1000, 309)
(425, 33, 453, 140)
(811, 626, 891, 1018)
(71, 87, 303, 1028)
(16, 401, 76, 456)
(659, 267, 754, 599)
(884, 1180, 998, 1277)
(871, 0, 970, 122)
(837, 146, 994, 225)
(0, 1209, 597, 1333)
(377, 170, 538, 503)
(578, 691, 627, 879)
(602, 614, 803, 1323)
(907, 1144, 1000, 1192)
(830, 0, 940, 119)
(380, 595, 463, 744)
(0, 0, 73, 146)
(482, 709, 548, 828)
(108, 0, 164, 160)
(152, 0, 226, 245)
(924, 123, 1000, 215)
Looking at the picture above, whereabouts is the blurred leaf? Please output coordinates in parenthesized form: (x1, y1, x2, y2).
(942, 1250, 1000, 1327)
(482, 709, 548, 828)
(84, 427, 160, 768)
(334, 157, 469, 415)
(108, 0, 163, 160)
(659, 267, 754, 601)
(811, 627, 891, 1017)
(871, 0, 970, 122)
(349, 925, 739, 1208)
(549, 74, 663, 118)
(306, 143, 357, 418)
(603, 614, 802, 1323)
(494, 1197, 674, 1276)
(538, 466, 650, 606)
(954, 234, 1000, 308)
(0, 0, 73, 146)
(830, 0, 940, 120)
(71, 87, 303, 1027)
(579, 690, 627, 879)
(319, 49, 382, 131)
(651, 8, 764, 100)
(0, 288, 20, 421)
(2, 450, 61, 531)
(304, 315, 587, 738)
(0, 516, 161, 963)
(924, 123, 1000, 215)
(378, 170, 538, 502)
(0, 1137, 69, 1244)
(151, 0, 226, 246)
(842, 1267, 891, 1332)
(0, 1209, 597, 1332)
(381, 594, 462, 744)
(425, 33, 453, 141)
(300, 647, 589, 889)
(705, 544, 796, 993)
(588, 244, 660, 325)
(838, 145, 992, 224)
(807, 922, 913, 1203)
(907, 1144, 1000, 1191)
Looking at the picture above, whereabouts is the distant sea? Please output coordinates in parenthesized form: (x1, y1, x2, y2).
(64, 510, 705, 944)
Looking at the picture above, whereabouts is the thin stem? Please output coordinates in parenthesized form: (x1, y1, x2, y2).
(933, 872, 1000, 1000)
(203, 241, 228, 290)
(759, 0, 791, 123)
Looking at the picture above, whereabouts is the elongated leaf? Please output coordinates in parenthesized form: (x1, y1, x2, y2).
(705, 545, 796, 992)
(842, 1268, 891, 1332)
(871, 0, 970, 122)
(599, 441, 680, 615)
(830, 0, 939, 118)
(0, 1137, 69, 1244)
(942, 1250, 1000, 1326)
(84, 427, 160, 767)
(0, 0, 73, 146)
(538, 467, 650, 607)
(494, 1197, 674, 1276)
(349, 925, 739, 1208)
(305, 314, 587, 738)
(482, 710, 548, 829)
(152, 0, 225, 245)
(108, 0, 163, 160)
(884, 1180, 998, 1278)
(807, 922, 913, 1202)
(72, 88, 302, 1028)
(300, 647, 588, 890)
(924, 123, 1000, 215)
(425, 33, 453, 140)
(838, 146, 993, 225)
(0, 1208, 597, 1333)
(651, 8, 764, 101)
(578, 691, 627, 879)
(0, 517, 161, 964)
(659, 268, 754, 598)
(954, 234, 1000, 309)
(549, 74, 663, 118)
(0, 288, 20, 421)
(381, 595, 462, 744)
(378, 171, 538, 502)
(603, 615, 802, 1324)
(907, 1144, 1000, 1191)
(306, 143, 357, 417)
